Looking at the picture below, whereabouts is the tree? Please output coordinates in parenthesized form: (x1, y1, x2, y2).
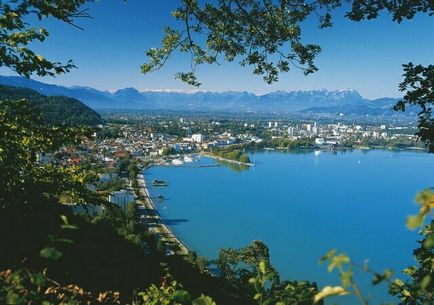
(126, 202, 139, 222)
(141, 1, 432, 85)
(0, 0, 91, 77)
(390, 220, 434, 305)
(0, 98, 96, 208)
(394, 63, 434, 152)
(162, 146, 177, 156)
(216, 240, 320, 305)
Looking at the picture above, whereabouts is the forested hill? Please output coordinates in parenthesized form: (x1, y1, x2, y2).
(0, 85, 102, 126)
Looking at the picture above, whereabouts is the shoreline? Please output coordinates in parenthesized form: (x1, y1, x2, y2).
(137, 173, 191, 256)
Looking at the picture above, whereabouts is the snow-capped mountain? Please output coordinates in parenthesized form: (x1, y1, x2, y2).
(0, 76, 409, 117)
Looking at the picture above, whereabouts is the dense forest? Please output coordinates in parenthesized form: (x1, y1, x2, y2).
(0, 85, 102, 126)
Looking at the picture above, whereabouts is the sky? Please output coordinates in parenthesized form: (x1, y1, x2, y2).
(3, 0, 434, 99)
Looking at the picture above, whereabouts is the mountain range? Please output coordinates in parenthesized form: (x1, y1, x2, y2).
(0, 76, 414, 117)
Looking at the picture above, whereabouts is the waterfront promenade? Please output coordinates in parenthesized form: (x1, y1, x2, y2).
(136, 173, 190, 256)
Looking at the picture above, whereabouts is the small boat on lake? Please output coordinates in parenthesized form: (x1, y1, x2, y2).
(152, 179, 168, 187)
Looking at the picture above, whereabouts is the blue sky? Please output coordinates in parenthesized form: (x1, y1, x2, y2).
(4, 0, 434, 99)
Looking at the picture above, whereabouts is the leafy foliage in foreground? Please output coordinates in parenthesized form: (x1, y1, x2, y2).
(0, 0, 90, 77)
(0, 98, 96, 209)
(0, 268, 121, 305)
(394, 64, 434, 152)
(319, 220, 433, 305)
(142, 1, 433, 86)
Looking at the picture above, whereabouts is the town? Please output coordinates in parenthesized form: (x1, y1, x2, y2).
(36, 112, 423, 219)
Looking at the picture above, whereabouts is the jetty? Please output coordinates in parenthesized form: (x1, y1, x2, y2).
(200, 152, 255, 167)
(136, 174, 190, 256)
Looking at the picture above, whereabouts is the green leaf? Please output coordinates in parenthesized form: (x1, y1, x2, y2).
(61, 224, 78, 230)
(171, 290, 191, 304)
(40, 247, 62, 260)
(372, 269, 393, 285)
(30, 272, 46, 286)
(340, 270, 352, 288)
(327, 253, 350, 272)
(314, 286, 348, 303)
(320, 249, 336, 264)
(259, 260, 267, 274)
(192, 295, 216, 305)
(55, 238, 74, 244)
(406, 215, 424, 230)
(60, 215, 69, 224)
(420, 275, 431, 290)
(6, 291, 22, 304)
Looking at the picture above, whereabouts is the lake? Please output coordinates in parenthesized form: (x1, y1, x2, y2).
(145, 149, 434, 304)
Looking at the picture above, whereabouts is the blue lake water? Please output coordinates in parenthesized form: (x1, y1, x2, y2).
(145, 150, 434, 304)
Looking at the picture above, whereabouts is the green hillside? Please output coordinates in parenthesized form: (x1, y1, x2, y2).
(0, 85, 102, 126)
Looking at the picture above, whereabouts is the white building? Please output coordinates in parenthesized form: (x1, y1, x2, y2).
(191, 134, 204, 143)
(315, 137, 325, 145)
(108, 190, 135, 211)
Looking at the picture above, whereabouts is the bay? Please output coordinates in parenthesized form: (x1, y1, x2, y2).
(145, 150, 434, 304)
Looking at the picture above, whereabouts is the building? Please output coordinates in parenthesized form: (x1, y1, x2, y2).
(68, 203, 105, 217)
(99, 173, 118, 183)
(315, 137, 325, 145)
(108, 190, 135, 211)
(191, 134, 204, 143)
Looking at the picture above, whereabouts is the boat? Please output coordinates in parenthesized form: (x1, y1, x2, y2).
(183, 155, 194, 163)
(152, 179, 168, 187)
(172, 159, 183, 165)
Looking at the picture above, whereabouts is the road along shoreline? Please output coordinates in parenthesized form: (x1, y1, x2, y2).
(137, 173, 190, 256)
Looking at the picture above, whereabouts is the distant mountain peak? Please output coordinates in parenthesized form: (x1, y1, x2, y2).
(115, 87, 141, 94)
(0, 76, 405, 116)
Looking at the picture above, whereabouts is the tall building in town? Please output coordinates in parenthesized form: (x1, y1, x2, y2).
(191, 134, 204, 143)
(108, 190, 135, 211)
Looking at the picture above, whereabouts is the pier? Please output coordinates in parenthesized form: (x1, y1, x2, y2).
(201, 152, 255, 167)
